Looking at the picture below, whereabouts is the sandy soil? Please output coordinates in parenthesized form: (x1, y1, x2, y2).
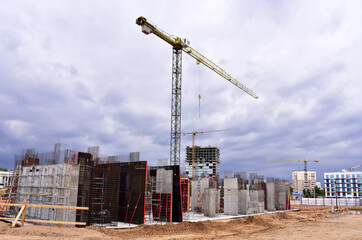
(0, 206, 361, 240)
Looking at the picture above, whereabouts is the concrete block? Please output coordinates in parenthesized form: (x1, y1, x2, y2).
(274, 183, 281, 210)
(203, 188, 217, 217)
(224, 178, 238, 190)
(156, 169, 173, 194)
(278, 192, 286, 210)
(224, 189, 238, 215)
(216, 189, 220, 213)
(238, 189, 249, 215)
(200, 178, 209, 196)
(191, 180, 199, 210)
(266, 182, 275, 211)
(17, 163, 80, 223)
(257, 190, 265, 213)
(248, 190, 259, 214)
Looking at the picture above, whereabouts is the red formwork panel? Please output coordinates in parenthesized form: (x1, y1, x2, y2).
(181, 178, 190, 212)
(152, 193, 172, 222)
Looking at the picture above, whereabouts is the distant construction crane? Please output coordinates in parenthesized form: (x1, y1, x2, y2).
(183, 129, 229, 180)
(343, 164, 361, 172)
(266, 159, 319, 193)
(136, 16, 258, 166)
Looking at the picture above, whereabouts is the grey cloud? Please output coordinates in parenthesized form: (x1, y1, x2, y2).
(1, 1, 362, 184)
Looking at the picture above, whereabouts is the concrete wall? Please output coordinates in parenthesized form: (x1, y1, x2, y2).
(224, 189, 238, 215)
(257, 190, 265, 213)
(17, 163, 80, 223)
(191, 180, 198, 211)
(223, 178, 238, 215)
(238, 189, 249, 215)
(248, 190, 259, 214)
(275, 183, 287, 210)
(224, 178, 238, 189)
(266, 182, 275, 211)
(200, 178, 209, 198)
(156, 169, 173, 194)
(202, 188, 217, 217)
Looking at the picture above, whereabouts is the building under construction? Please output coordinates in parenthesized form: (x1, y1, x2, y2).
(0, 143, 294, 227)
(3, 144, 147, 226)
(184, 146, 220, 180)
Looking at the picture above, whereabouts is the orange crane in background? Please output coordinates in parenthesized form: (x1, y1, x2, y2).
(265, 159, 319, 193)
(183, 129, 229, 180)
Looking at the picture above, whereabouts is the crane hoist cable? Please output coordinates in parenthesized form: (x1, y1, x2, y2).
(136, 16, 258, 166)
(197, 61, 201, 118)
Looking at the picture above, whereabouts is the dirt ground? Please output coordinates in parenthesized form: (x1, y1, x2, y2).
(0, 206, 361, 240)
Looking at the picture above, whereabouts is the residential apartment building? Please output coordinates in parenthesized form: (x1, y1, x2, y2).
(184, 146, 220, 180)
(324, 171, 362, 198)
(292, 170, 316, 193)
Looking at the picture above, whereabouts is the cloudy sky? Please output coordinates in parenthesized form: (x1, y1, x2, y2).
(1, 0, 362, 183)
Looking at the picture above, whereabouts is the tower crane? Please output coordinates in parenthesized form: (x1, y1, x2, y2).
(265, 159, 319, 193)
(136, 16, 258, 166)
(343, 164, 361, 172)
(183, 129, 229, 180)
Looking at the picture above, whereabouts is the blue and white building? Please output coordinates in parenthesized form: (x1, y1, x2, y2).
(324, 170, 362, 198)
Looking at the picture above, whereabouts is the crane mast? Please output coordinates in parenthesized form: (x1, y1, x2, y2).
(136, 16, 258, 165)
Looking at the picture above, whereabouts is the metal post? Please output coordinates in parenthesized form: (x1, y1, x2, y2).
(334, 179, 338, 211)
(304, 161, 308, 196)
(170, 47, 182, 166)
(192, 133, 195, 180)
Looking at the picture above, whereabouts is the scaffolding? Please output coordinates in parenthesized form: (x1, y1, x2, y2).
(145, 172, 169, 224)
(7, 163, 78, 224)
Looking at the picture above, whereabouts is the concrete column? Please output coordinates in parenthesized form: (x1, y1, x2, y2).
(203, 188, 217, 217)
(278, 192, 287, 210)
(224, 189, 238, 215)
(191, 180, 198, 211)
(238, 189, 249, 215)
(224, 178, 238, 215)
(248, 190, 259, 214)
(257, 190, 265, 213)
(266, 182, 275, 211)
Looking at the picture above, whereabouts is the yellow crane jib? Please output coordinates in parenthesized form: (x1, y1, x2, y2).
(136, 16, 258, 99)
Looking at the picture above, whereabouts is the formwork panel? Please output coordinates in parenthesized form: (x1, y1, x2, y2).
(181, 178, 190, 212)
(90, 161, 147, 225)
(150, 165, 182, 222)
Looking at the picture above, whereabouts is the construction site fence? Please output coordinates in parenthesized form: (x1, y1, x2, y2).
(291, 197, 362, 207)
